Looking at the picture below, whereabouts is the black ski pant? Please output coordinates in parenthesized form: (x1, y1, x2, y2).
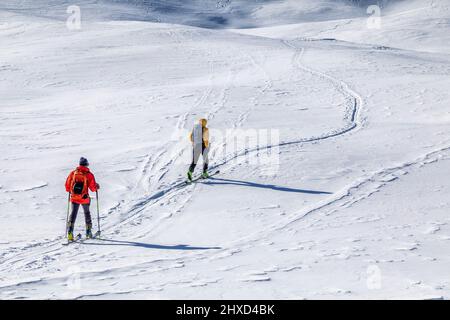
(189, 144, 209, 173)
(68, 202, 92, 233)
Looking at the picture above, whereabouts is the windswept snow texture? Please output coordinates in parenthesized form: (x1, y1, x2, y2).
(1, 0, 450, 299)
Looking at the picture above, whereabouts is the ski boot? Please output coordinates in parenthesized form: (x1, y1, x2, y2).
(187, 170, 193, 182)
(86, 226, 93, 239)
(201, 171, 209, 179)
(67, 231, 74, 242)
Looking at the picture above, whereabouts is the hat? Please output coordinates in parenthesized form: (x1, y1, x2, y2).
(199, 118, 207, 127)
(79, 157, 89, 166)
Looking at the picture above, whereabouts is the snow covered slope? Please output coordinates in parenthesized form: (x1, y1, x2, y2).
(236, 0, 450, 53)
(0, 0, 365, 28)
(1, 0, 450, 299)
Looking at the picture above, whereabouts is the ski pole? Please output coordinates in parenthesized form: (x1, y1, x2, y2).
(96, 191, 101, 236)
(65, 193, 71, 237)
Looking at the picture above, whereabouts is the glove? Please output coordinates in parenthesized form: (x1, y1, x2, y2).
(96, 183, 100, 190)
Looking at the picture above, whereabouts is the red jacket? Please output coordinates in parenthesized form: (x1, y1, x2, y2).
(65, 166, 98, 204)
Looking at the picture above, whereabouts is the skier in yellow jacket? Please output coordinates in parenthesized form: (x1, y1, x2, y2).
(187, 118, 210, 181)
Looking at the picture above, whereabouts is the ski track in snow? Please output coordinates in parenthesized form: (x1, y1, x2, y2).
(228, 145, 450, 247)
(4, 183, 48, 193)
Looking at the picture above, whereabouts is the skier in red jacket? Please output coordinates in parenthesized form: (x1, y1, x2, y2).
(65, 157, 100, 241)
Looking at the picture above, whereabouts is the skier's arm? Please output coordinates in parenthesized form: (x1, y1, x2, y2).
(88, 173, 99, 192)
(65, 172, 72, 193)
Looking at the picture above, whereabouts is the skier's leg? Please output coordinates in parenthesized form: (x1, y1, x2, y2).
(202, 146, 209, 174)
(188, 149, 197, 172)
(188, 145, 202, 180)
(82, 204, 92, 229)
(82, 203, 93, 238)
(68, 203, 80, 234)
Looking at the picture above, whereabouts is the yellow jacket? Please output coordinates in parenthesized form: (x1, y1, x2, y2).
(189, 126, 209, 148)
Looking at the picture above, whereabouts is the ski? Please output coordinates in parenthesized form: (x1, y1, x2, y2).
(80, 230, 102, 241)
(62, 233, 82, 245)
(186, 170, 220, 184)
(81, 231, 101, 242)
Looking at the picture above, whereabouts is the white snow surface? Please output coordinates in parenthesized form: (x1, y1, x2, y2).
(1, 0, 450, 299)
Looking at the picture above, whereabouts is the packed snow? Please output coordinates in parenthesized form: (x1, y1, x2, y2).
(1, 0, 450, 299)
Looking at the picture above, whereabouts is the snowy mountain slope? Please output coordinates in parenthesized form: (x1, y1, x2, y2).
(1, 0, 450, 299)
(235, 0, 450, 53)
(0, 0, 370, 27)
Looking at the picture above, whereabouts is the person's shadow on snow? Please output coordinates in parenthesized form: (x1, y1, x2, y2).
(201, 177, 332, 195)
(82, 239, 221, 250)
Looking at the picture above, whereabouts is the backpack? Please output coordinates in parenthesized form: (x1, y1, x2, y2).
(70, 169, 88, 198)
